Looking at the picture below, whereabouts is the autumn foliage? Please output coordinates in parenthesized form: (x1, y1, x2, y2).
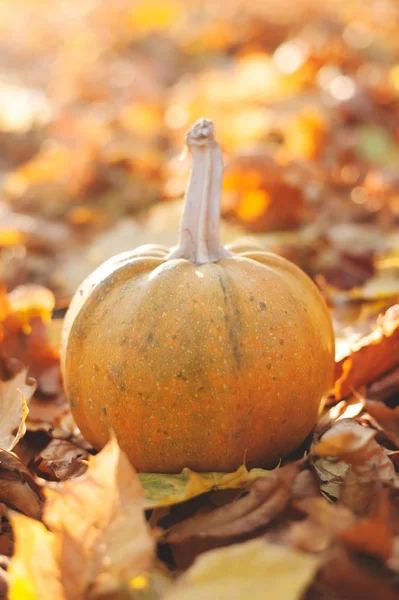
(0, 0, 398, 599)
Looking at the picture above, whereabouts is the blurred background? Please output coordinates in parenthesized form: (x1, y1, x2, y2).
(0, 0, 398, 317)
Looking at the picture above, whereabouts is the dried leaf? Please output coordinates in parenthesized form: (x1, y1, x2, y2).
(0, 369, 35, 451)
(364, 400, 399, 447)
(367, 366, 399, 400)
(8, 512, 64, 600)
(281, 497, 355, 554)
(312, 419, 395, 513)
(34, 439, 88, 481)
(164, 463, 300, 569)
(43, 435, 154, 597)
(139, 464, 273, 509)
(313, 546, 399, 600)
(0, 450, 43, 519)
(312, 457, 348, 501)
(164, 538, 319, 600)
(335, 304, 399, 399)
(338, 490, 395, 562)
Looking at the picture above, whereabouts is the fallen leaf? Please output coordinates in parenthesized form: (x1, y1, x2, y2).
(139, 464, 273, 509)
(33, 439, 88, 481)
(312, 457, 348, 501)
(338, 489, 396, 562)
(335, 304, 399, 400)
(0, 450, 43, 519)
(313, 546, 399, 600)
(26, 393, 70, 434)
(312, 419, 395, 514)
(43, 435, 154, 598)
(0, 369, 35, 451)
(164, 538, 319, 600)
(367, 367, 399, 400)
(164, 463, 300, 569)
(280, 497, 355, 554)
(8, 512, 65, 600)
(364, 400, 399, 448)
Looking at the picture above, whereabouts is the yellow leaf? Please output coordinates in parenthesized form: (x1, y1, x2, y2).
(139, 464, 273, 509)
(164, 538, 319, 600)
(8, 512, 65, 600)
(0, 369, 35, 451)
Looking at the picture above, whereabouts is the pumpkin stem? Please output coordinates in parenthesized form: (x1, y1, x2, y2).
(167, 119, 232, 265)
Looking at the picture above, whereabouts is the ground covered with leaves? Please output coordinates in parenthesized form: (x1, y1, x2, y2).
(0, 0, 399, 598)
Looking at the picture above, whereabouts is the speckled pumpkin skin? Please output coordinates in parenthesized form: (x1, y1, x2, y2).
(61, 243, 335, 473)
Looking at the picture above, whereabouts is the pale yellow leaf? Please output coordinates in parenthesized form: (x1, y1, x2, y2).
(0, 369, 35, 451)
(8, 512, 65, 600)
(164, 538, 319, 600)
(139, 464, 273, 509)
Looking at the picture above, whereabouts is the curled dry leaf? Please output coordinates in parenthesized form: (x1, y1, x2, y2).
(0, 368, 35, 452)
(163, 463, 301, 569)
(335, 304, 399, 400)
(33, 439, 88, 482)
(164, 538, 319, 600)
(367, 366, 399, 401)
(140, 464, 273, 510)
(364, 400, 399, 448)
(312, 456, 348, 501)
(338, 489, 396, 563)
(312, 419, 395, 514)
(279, 497, 355, 554)
(0, 450, 43, 519)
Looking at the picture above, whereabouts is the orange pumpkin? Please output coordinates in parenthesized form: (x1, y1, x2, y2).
(61, 119, 335, 473)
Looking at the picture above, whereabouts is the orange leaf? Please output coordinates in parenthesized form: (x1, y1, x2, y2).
(335, 305, 399, 399)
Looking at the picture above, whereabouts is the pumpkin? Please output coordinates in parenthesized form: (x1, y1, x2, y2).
(61, 119, 335, 473)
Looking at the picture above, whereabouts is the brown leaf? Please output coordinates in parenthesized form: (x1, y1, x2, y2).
(34, 439, 88, 481)
(0, 504, 13, 558)
(335, 304, 399, 400)
(26, 392, 70, 433)
(338, 489, 395, 562)
(310, 546, 399, 600)
(164, 463, 303, 569)
(277, 497, 355, 554)
(0, 450, 43, 519)
(367, 366, 399, 400)
(312, 419, 395, 514)
(364, 400, 399, 448)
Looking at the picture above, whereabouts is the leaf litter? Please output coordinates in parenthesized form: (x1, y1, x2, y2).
(1, 0, 399, 598)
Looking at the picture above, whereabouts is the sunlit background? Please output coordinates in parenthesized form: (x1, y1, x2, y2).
(0, 0, 398, 315)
